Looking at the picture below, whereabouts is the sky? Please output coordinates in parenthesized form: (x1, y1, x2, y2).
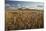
(5, 0, 44, 2)
(5, 0, 44, 9)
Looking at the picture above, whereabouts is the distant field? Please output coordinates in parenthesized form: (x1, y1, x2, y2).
(5, 9, 44, 30)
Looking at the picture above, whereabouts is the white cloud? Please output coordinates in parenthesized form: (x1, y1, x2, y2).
(5, 4, 11, 7)
(5, 4, 18, 10)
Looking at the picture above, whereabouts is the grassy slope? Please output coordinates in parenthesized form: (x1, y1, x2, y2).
(5, 9, 44, 30)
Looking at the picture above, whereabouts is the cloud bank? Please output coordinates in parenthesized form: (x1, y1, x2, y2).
(5, 1, 44, 10)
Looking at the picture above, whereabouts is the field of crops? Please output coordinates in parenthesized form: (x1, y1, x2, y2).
(5, 9, 44, 30)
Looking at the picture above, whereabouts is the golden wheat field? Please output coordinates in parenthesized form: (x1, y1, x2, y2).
(5, 8, 44, 30)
